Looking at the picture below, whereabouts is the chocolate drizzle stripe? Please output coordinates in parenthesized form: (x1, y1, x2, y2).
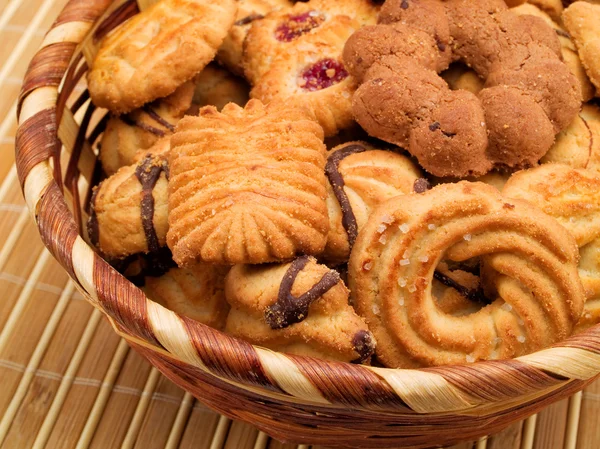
(350, 330, 375, 364)
(325, 144, 367, 250)
(121, 114, 166, 137)
(143, 105, 176, 132)
(235, 13, 264, 26)
(265, 256, 340, 330)
(135, 155, 169, 254)
(433, 270, 490, 305)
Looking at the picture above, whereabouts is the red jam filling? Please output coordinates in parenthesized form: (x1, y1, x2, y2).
(299, 59, 349, 91)
(274, 11, 325, 42)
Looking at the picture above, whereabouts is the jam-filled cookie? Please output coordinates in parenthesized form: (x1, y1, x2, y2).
(145, 264, 230, 329)
(217, 0, 292, 75)
(167, 100, 329, 266)
(224, 256, 375, 363)
(88, 0, 237, 113)
(323, 141, 422, 263)
(243, 0, 378, 85)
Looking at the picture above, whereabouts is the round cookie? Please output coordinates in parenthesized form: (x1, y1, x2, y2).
(542, 103, 600, 174)
(575, 239, 600, 332)
(217, 0, 292, 75)
(349, 181, 585, 368)
(145, 264, 230, 330)
(344, 0, 581, 177)
(224, 256, 375, 363)
(502, 164, 600, 247)
(243, 0, 378, 85)
(250, 23, 358, 137)
(88, 0, 237, 113)
(89, 139, 170, 259)
(323, 141, 422, 263)
(167, 100, 329, 266)
(442, 63, 484, 95)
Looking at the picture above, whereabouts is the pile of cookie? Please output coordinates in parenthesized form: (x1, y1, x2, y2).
(86, 0, 600, 368)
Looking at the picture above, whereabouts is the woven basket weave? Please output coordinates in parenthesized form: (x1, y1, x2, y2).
(14, 0, 600, 447)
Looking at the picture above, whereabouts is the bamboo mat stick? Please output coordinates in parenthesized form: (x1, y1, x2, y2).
(476, 437, 488, 449)
(521, 415, 538, 449)
(121, 367, 161, 449)
(0, 0, 24, 32)
(0, 166, 16, 204)
(210, 416, 231, 449)
(0, 0, 56, 90)
(0, 281, 75, 445)
(0, 208, 35, 271)
(254, 432, 269, 449)
(75, 339, 130, 449)
(563, 391, 582, 449)
(32, 308, 103, 449)
(0, 249, 50, 353)
(164, 392, 195, 449)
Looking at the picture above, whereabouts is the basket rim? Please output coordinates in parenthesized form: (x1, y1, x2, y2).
(14, 0, 600, 415)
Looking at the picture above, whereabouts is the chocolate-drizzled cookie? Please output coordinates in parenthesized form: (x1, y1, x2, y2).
(89, 139, 170, 259)
(323, 141, 422, 263)
(224, 256, 376, 363)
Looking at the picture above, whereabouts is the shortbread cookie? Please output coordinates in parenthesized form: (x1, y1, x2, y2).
(323, 141, 422, 263)
(503, 164, 600, 247)
(512, 3, 595, 101)
(349, 182, 585, 368)
(88, 0, 237, 113)
(225, 256, 376, 363)
(145, 264, 230, 329)
(217, 0, 292, 75)
(563, 2, 600, 91)
(99, 81, 194, 175)
(542, 103, 600, 174)
(167, 100, 329, 266)
(243, 0, 378, 85)
(250, 24, 357, 137)
(344, 0, 580, 177)
(89, 140, 170, 258)
(527, 0, 564, 21)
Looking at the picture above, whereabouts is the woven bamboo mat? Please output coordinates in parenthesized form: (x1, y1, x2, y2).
(1, 0, 599, 448)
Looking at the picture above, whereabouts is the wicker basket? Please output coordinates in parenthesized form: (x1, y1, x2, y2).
(14, 0, 600, 447)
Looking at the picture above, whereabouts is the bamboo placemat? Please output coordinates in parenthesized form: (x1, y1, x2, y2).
(1, 0, 599, 448)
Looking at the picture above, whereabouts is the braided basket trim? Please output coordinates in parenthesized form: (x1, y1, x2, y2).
(14, 0, 600, 416)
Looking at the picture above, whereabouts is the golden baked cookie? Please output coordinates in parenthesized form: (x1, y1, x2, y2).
(563, 2, 600, 92)
(99, 81, 194, 176)
(167, 100, 329, 266)
(88, 0, 237, 113)
(512, 3, 596, 101)
(224, 256, 376, 363)
(441, 64, 484, 95)
(145, 264, 230, 329)
(502, 164, 600, 247)
(89, 139, 170, 259)
(527, 0, 563, 21)
(542, 103, 600, 174)
(250, 23, 358, 137)
(243, 0, 378, 85)
(217, 0, 292, 75)
(323, 141, 422, 263)
(349, 182, 585, 368)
